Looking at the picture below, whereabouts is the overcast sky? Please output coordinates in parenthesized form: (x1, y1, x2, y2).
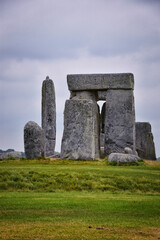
(0, 0, 160, 157)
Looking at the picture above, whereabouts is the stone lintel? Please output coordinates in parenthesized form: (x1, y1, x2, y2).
(67, 73, 134, 91)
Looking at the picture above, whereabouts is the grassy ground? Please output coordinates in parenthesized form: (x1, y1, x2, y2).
(0, 159, 160, 239)
(0, 159, 160, 193)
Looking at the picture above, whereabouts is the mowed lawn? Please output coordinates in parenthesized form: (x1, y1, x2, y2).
(0, 159, 160, 240)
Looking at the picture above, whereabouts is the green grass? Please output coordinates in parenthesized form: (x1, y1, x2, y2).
(0, 159, 160, 239)
(0, 192, 160, 240)
(0, 159, 159, 193)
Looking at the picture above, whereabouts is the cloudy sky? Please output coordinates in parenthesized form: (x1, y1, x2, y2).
(0, 0, 160, 157)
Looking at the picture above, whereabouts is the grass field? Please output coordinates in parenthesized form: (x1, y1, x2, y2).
(0, 159, 160, 239)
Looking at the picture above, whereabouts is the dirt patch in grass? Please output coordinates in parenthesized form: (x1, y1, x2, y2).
(145, 160, 160, 167)
(0, 222, 159, 240)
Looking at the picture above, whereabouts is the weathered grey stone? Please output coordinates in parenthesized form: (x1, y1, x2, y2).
(100, 133, 105, 158)
(0, 151, 22, 159)
(42, 76, 56, 157)
(108, 153, 140, 163)
(24, 121, 44, 159)
(124, 147, 133, 154)
(70, 90, 97, 101)
(136, 122, 156, 160)
(100, 102, 106, 134)
(67, 73, 134, 91)
(61, 99, 100, 160)
(104, 90, 135, 155)
(97, 91, 108, 100)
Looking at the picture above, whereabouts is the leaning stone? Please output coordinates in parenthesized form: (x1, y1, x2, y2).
(104, 89, 136, 155)
(61, 99, 100, 160)
(67, 73, 134, 91)
(42, 76, 56, 157)
(108, 153, 140, 163)
(136, 122, 156, 160)
(24, 121, 44, 159)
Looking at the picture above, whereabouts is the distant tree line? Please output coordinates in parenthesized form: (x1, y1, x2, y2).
(0, 149, 15, 153)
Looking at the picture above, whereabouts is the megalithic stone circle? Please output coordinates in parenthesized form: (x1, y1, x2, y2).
(24, 121, 44, 159)
(42, 76, 56, 157)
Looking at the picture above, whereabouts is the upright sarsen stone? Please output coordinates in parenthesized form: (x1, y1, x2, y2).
(136, 122, 156, 160)
(42, 76, 56, 157)
(24, 121, 44, 159)
(61, 99, 100, 160)
(104, 90, 135, 155)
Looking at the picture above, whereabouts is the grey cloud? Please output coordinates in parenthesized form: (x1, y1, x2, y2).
(0, 0, 160, 60)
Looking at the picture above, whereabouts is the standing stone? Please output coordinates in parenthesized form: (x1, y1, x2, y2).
(42, 76, 56, 157)
(61, 98, 100, 160)
(136, 122, 156, 160)
(24, 121, 44, 159)
(104, 90, 135, 155)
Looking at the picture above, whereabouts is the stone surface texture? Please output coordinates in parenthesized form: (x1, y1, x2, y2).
(97, 91, 108, 100)
(136, 122, 156, 160)
(61, 99, 100, 160)
(70, 90, 97, 101)
(100, 102, 106, 134)
(124, 147, 133, 154)
(108, 153, 140, 163)
(104, 90, 135, 155)
(67, 73, 134, 91)
(42, 76, 56, 157)
(24, 121, 44, 159)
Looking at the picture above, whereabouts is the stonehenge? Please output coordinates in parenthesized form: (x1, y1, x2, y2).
(24, 73, 157, 160)
(61, 73, 136, 160)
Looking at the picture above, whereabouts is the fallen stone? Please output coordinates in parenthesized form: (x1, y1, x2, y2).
(24, 121, 44, 159)
(108, 153, 140, 163)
